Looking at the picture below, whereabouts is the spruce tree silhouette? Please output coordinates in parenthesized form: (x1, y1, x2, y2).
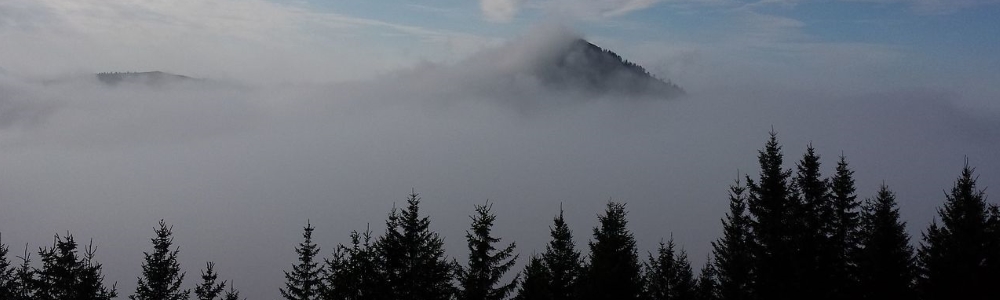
(513, 255, 552, 300)
(857, 183, 916, 299)
(746, 131, 800, 300)
(918, 161, 1000, 300)
(793, 144, 834, 300)
(542, 206, 582, 300)
(711, 177, 754, 300)
(194, 262, 225, 300)
(11, 246, 34, 300)
(582, 201, 644, 300)
(132, 220, 187, 300)
(0, 234, 15, 299)
(375, 190, 455, 300)
(281, 221, 321, 300)
(36, 234, 117, 300)
(323, 228, 382, 300)
(457, 201, 519, 300)
(695, 258, 719, 300)
(645, 237, 696, 300)
(827, 155, 861, 299)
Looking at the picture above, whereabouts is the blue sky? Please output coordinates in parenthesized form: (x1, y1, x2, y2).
(1, 0, 998, 96)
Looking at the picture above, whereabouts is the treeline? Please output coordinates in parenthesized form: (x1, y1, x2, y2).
(1, 131, 999, 300)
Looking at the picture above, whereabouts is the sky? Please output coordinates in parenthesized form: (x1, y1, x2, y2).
(1, 0, 1000, 299)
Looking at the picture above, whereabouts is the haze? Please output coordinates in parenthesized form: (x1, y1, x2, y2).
(1, 1, 999, 299)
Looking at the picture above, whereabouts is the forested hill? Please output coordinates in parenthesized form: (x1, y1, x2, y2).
(535, 38, 684, 98)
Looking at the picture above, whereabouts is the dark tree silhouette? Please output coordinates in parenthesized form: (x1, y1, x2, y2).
(132, 220, 187, 300)
(35, 234, 117, 300)
(542, 206, 582, 300)
(918, 161, 1000, 300)
(0, 234, 15, 299)
(281, 221, 321, 300)
(856, 183, 916, 299)
(644, 237, 695, 300)
(793, 144, 833, 300)
(712, 177, 754, 300)
(581, 201, 644, 300)
(323, 228, 383, 300)
(695, 258, 719, 300)
(11, 246, 34, 300)
(194, 262, 226, 300)
(513, 255, 552, 300)
(457, 201, 519, 300)
(826, 155, 861, 299)
(376, 191, 455, 300)
(745, 131, 800, 300)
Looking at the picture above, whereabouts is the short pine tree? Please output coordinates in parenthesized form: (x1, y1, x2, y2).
(0, 234, 15, 299)
(457, 201, 519, 300)
(582, 201, 644, 300)
(542, 206, 582, 300)
(918, 161, 1000, 300)
(856, 183, 915, 299)
(323, 228, 383, 300)
(513, 255, 552, 300)
(194, 262, 226, 300)
(644, 238, 696, 300)
(131, 220, 188, 300)
(281, 221, 321, 300)
(376, 191, 456, 300)
(695, 258, 719, 300)
(35, 234, 117, 300)
(711, 178, 754, 300)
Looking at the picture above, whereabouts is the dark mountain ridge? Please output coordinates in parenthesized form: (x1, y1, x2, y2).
(534, 39, 684, 98)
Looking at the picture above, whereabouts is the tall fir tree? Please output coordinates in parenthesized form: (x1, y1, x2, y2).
(711, 177, 754, 300)
(826, 155, 862, 299)
(856, 183, 915, 299)
(376, 191, 456, 300)
(323, 228, 383, 300)
(194, 262, 225, 300)
(513, 255, 552, 300)
(793, 144, 834, 300)
(132, 220, 187, 300)
(542, 206, 582, 300)
(581, 201, 645, 300)
(644, 238, 696, 300)
(918, 161, 1000, 300)
(745, 131, 800, 300)
(457, 201, 519, 300)
(11, 246, 34, 300)
(281, 221, 321, 300)
(35, 234, 117, 300)
(695, 258, 719, 300)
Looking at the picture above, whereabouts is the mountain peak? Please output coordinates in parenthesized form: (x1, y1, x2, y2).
(533, 38, 683, 98)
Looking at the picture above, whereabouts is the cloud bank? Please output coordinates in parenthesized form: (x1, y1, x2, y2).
(1, 24, 999, 300)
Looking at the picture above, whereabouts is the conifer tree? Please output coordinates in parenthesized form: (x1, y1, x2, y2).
(581, 201, 644, 300)
(194, 262, 225, 300)
(457, 201, 519, 300)
(35, 234, 117, 300)
(644, 238, 696, 300)
(513, 255, 552, 300)
(856, 183, 915, 299)
(376, 191, 456, 300)
(323, 228, 383, 300)
(695, 258, 719, 300)
(222, 284, 243, 300)
(826, 155, 861, 298)
(0, 234, 15, 299)
(542, 206, 582, 300)
(793, 145, 833, 300)
(711, 178, 754, 300)
(918, 161, 1000, 300)
(281, 221, 321, 300)
(745, 131, 799, 300)
(11, 246, 34, 300)
(132, 220, 188, 300)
